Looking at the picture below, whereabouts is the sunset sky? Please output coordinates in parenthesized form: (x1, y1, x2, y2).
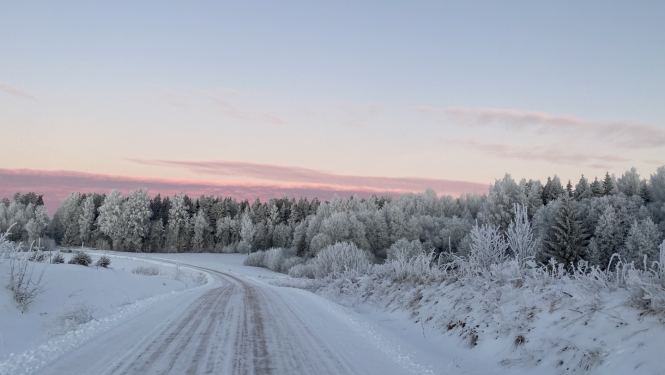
(2, 1, 664, 213)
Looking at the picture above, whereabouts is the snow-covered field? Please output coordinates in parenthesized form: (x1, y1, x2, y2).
(2, 252, 664, 375)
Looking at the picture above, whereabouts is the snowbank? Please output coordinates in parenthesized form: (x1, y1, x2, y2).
(0, 251, 211, 374)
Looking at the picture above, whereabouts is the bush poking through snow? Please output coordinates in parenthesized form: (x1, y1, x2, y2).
(244, 251, 265, 267)
(288, 262, 316, 279)
(51, 252, 65, 264)
(95, 255, 111, 268)
(131, 266, 160, 276)
(387, 238, 425, 262)
(49, 300, 96, 337)
(68, 251, 92, 266)
(3, 227, 48, 312)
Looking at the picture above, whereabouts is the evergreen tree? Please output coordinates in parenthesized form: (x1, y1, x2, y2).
(541, 176, 564, 204)
(590, 177, 604, 197)
(566, 180, 573, 197)
(574, 175, 590, 200)
(603, 172, 616, 196)
(639, 181, 652, 203)
(542, 196, 590, 266)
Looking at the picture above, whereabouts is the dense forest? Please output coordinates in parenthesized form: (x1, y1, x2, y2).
(2, 166, 664, 270)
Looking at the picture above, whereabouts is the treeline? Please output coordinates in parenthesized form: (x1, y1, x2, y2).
(3, 166, 665, 269)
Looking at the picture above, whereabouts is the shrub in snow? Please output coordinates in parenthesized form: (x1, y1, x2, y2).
(49, 300, 95, 337)
(262, 248, 286, 271)
(68, 251, 92, 266)
(131, 266, 160, 276)
(51, 252, 65, 264)
(506, 204, 538, 269)
(313, 242, 373, 279)
(280, 256, 304, 273)
(243, 251, 265, 267)
(288, 262, 316, 279)
(261, 247, 298, 272)
(60, 248, 73, 253)
(3, 227, 48, 312)
(386, 238, 424, 262)
(469, 222, 508, 270)
(95, 255, 111, 268)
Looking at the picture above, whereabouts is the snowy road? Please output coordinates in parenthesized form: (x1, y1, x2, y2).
(35, 258, 436, 375)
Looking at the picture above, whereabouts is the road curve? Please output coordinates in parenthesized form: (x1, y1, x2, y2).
(35, 261, 427, 375)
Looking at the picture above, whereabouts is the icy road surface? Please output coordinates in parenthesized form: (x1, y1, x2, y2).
(35, 254, 437, 375)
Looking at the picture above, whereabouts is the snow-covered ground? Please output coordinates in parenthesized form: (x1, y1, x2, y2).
(2, 252, 663, 375)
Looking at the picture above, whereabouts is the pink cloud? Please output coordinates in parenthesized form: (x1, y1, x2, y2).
(128, 159, 488, 196)
(447, 139, 629, 168)
(0, 168, 488, 215)
(0, 82, 37, 100)
(442, 106, 665, 149)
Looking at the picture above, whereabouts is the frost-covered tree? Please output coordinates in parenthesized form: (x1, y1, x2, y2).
(97, 190, 125, 250)
(26, 205, 49, 243)
(541, 176, 565, 205)
(191, 209, 210, 252)
(506, 204, 538, 269)
(469, 222, 508, 269)
(78, 194, 96, 246)
(587, 206, 623, 269)
(166, 194, 190, 253)
(603, 172, 618, 196)
(146, 219, 165, 253)
(480, 174, 527, 230)
(121, 189, 152, 252)
(650, 166, 665, 203)
(239, 209, 255, 253)
(574, 175, 591, 200)
(617, 167, 641, 197)
(590, 177, 604, 197)
(542, 197, 589, 266)
(623, 218, 662, 269)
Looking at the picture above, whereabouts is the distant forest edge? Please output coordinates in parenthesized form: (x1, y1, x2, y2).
(2, 166, 665, 268)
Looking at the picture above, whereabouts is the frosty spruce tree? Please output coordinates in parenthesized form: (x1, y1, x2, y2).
(543, 196, 590, 267)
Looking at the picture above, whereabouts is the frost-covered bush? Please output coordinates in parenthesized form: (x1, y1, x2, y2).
(244, 251, 265, 267)
(49, 300, 95, 337)
(313, 242, 373, 279)
(262, 247, 298, 272)
(506, 204, 538, 269)
(131, 266, 160, 276)
(288, 262, 316, 279)
(469, 223, 508, 270)
(68, 251, 92, 266)
(280, 256, 304, 273)
(95, 255, 111, 268)
(387, 238, 424, 261)
(4, 230, 48, 312)
(263, 248, 286, 271)
(51, 252, 65, 264)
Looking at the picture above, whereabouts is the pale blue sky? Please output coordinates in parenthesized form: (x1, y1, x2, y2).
(1, 1, 664, 203)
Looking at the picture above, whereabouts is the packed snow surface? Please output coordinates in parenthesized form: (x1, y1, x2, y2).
(2, 252, 664, 375)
